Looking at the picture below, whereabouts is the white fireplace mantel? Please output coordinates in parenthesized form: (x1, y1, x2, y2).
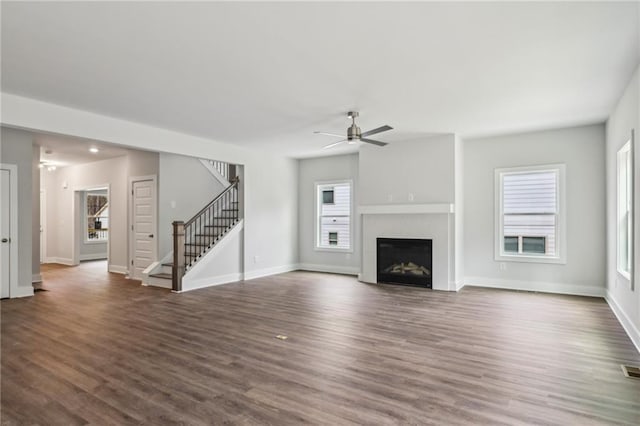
(358, 203, 454, 215)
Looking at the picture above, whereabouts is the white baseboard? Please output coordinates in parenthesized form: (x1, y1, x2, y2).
(605, 291, 640, 354)
(32, 273, 42, 283)
(243, 264, 298, 281)
(464, 276, 605, 298)
(44, 257, 74, 266)
(108, 265, 129, 275)
(180, 272, 243, 293)
(454, 280, 465, 292)
(297, 263, 359, 276)
(13, 286, 34, 298)
(80, 253, 107, 261)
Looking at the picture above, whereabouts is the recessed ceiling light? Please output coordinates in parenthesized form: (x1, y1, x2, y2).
(89, 147, 99, 153)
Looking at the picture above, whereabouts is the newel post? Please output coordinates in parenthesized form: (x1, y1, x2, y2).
(172, 221, 185, 292)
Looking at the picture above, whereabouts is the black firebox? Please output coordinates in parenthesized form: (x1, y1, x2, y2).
(376, 238, 432, 288)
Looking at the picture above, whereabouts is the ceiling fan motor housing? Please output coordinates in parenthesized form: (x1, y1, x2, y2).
(347, 123, 361, 141)
(347, 111, 361, 141)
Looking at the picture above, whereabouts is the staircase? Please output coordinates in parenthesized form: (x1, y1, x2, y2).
(144, 161, 241, 291)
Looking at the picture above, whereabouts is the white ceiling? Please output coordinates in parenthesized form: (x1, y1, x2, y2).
(34, 133, 132, 168)
(2, 2, 638, 158)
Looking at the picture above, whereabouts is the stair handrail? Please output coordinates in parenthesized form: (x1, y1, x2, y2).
(172, 176, 240, 292)
(184, 176, 239, 229)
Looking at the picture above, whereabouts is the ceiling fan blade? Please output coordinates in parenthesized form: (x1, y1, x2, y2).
(360, 138, 388, 147)
(323, 139, 348, 149)
(361, 125, 393, 137)
(314, 131, 345, 138)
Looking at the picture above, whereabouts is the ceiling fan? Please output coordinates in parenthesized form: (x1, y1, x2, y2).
(314, 111, 393, 149)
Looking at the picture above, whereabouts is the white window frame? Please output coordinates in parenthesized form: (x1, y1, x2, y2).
(495, 164, 566, 264)
(314, 179, 353, 253)
(84, 190, 109, 244)
(616, 132, 634, 287)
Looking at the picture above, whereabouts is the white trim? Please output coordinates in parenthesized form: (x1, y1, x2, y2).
(108, 265, 129, 275)
(12, 286, 34, 298)
(616, 132, 634, 289)
(128, 175, 158, 279)
(1, 164, 19, 298)
(455, 280, 465, 291)
(40, 188, 46, 263)
(32, 273, 42, 283)
(179, 273, 243, 293)
(43, 257, 74, 265)
(494, 163, 567, 265)
(358, 204, 454, 215)
(297, 263, 359, 276)
(79, 253, 108, 261)
(243, 264, 298, 281)
(464, 276, 605, 298)
(605, 290, 640, 353)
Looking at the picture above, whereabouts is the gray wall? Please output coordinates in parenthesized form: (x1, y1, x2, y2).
(0, 127, 34, 289)
(298, 154, 359, 274)
(359, 135, 456, 205)
(464, 124, 606, 294)
(158, 154, 225, 257)
(605, 65, 639, 349)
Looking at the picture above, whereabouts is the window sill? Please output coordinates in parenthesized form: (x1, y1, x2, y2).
(84, 239, 108, 245)
(495, 253, 566, 265)
(314, 247, 353, 254)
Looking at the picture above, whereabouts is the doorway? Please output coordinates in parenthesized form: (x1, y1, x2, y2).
(73, 185, 110, 268)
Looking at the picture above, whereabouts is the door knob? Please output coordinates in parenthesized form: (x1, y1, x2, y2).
(1, 238, 9, 243)
(148, 234, 154, 238)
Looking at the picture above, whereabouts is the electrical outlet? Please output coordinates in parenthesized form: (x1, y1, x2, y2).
(254, 255, 260, 264)
(408, 193, 414, 202)
(388, 194, 393, 202)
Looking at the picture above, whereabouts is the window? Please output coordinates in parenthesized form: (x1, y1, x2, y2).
(495, 164, 565, 263)
(322, 189, 335, 204)
(617, 136, 634, 283)
(86, 190, 109, 242)
(316, 181, 351, 251)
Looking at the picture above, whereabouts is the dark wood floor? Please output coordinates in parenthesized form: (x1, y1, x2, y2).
(2, 261, 639, 425)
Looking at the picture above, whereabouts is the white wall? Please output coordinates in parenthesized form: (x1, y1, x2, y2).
(2, 94, 299, 280)
(31, 144, 40, 281)
(464, 124, 606, 296)
(605, 65, 640, 351)
(0, 127, 35, 293)
(158, 153, 225, 257)
(297, 154, 359, 274)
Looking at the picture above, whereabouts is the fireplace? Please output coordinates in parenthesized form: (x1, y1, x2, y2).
(376, 238, 432, 288)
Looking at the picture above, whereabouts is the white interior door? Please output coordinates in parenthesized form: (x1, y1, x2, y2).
(1, 169, 11, 298)
(131, 179, 157, 280)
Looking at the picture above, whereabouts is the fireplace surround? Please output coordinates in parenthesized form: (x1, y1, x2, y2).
(377, 238, 433, 288)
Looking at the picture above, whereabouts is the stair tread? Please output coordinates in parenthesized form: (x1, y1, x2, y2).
(161, 262, 173, 267)
(149, 273, 172, 279)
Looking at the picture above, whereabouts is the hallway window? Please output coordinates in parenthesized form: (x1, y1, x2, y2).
(617, 136, 634, 283)
(86, 190, 109, 241)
